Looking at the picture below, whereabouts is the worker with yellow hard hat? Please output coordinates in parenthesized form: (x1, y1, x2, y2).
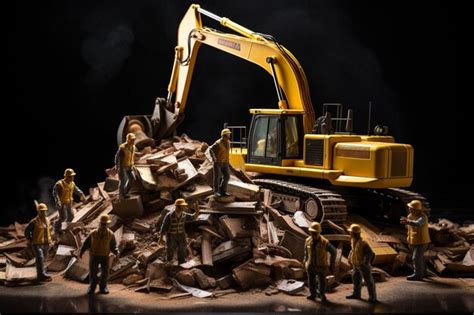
(115, 133, 138, 199)
(79, 214, 119, 294)
(304, 222, 336, 302)
(158, 198, 200, 264)
(53, 168, 86, 234)
(209, 128, 232, 197)
(346, 223, 377, 303)
(25, 203, 53, 282)
(400, 199, 431, 281)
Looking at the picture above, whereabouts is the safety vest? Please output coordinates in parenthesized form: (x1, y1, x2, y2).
(168, 212, 186, 235)
(407, 213, 431, 245)
(350, 237, 369, 267)
(57, 179, 75, 204)
(90, 228, 114, 256)
(31, 216, 52, 245)
(119, 143, 136, 167)
(212, 139, 229, 163)
(305, 235, 329, 268)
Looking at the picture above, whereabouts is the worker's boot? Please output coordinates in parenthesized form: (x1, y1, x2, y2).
(319, 293, 327, 303)
(407, 274, 423, 281)
(214, 192, 222, 197)
(346, 293, 361, 299)
(222, 192, 231, 197)
(99, 286, 109, 294)
(38, 273, 52, 282)
(87, 285, 96, 294)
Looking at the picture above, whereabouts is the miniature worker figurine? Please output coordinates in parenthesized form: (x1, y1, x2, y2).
(25, 203, 53, 282)
(346, 224, 377, 303)
(209, 128, 231, 197)
(53, 168, 86, 234)
(115, 133, 138, 199)
(158, 198, 200, 264)
(79, 214, 119, 294)
(304, 222, 336, 302)
(400, 199, 431, 281)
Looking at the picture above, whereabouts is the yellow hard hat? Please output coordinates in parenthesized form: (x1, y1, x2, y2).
(100, 214, 111, 224)
(347, 223, 361, 234)
(37, 203, 48, 212)
(308, 222, 322, 233)
(64, 168, 76, 177)
(126, 133, 137, 141)
(407, 199, 423, 211)
(174, 198, 188, 207)
(221, 128, 232, 136)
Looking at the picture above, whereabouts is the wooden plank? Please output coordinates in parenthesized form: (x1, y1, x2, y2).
(266, 205, 308, 239)
(97, 182, 110, 200)
(72, 199, 103, 223)
(227, 180, 260, 201)
(219, 216, 255, 239)
(180, 184, 213, 200)
(5, 261, 37, 282)
(14, 222, 25, 238)
(0, 239, 28, 253)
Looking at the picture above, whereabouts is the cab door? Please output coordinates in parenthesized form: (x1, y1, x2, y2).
(247, 115, 282, 166)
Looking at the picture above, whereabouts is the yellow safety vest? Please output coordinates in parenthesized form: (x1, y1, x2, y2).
(350, 237, 369, 267)
(407, 213, 431, 245)
(31, 216, 52, 245)
(212, 139, 229, 163)
(168, 212, 186, 235)
(57, 179, 75, 204)
(119, 143, 136, 167)
(305, 235, 329, 268)
(90, 228, 114, 256)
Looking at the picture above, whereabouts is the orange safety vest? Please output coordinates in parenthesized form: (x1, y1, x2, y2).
(57, 179, 76, 204)
(90, 228, 114, 256)
(407, 213, 431, 245)
(119, 143, 136, 167)
(31, 216, 52, 245)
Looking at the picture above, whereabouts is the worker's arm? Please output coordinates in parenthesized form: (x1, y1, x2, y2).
(208, 141, 218, 162)
(52, 182, 62, 208)
(327, 242, 337, 271)
(110, 235, 120, 256)
(362, 242, 374, 265)
(79, 234, 92, 258)
(25, 221, 34, 241)
(158, 213, 171, 245)
(115, 147, 124, 169)
(73, 184, 86, 202)
(407, 216, 426, 227)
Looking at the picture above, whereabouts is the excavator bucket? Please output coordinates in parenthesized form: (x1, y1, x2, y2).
(116, 98, 183, 148)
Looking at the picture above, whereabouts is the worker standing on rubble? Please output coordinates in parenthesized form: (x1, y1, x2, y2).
(79, 214, 119, 294)
(158, 198, 200, 264)
(304, 222, 336, 302)
(209, 128, 232, 197)
(400, 199, 431, 281)
(53, 168, 86, 234)
(346, 223, 377, 303)
(25, 203, 53, 282)
(115, 133, 138, 199)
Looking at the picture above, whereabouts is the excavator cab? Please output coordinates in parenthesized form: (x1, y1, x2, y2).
(247, 109, 304, 166)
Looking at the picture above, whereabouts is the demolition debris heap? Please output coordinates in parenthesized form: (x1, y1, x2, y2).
(0, 134, 473, 297)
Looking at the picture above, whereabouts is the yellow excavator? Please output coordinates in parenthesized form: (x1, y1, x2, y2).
(117, 4, 428, 224)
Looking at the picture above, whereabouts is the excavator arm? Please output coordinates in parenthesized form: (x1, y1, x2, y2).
(117, 4, 316, 145)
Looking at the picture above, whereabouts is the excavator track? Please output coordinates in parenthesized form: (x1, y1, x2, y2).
(254, 179, 430, 225)
(254, 178, 348, 225)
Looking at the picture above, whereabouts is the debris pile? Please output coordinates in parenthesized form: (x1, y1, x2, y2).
(1, 134, 473, 295)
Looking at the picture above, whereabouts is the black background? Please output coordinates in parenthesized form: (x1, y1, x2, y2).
(5, 1, 461, 225)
